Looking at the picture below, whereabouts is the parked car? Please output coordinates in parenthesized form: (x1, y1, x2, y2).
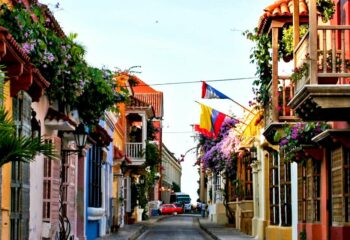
(173, 203, 184, 214)
(159, 204, 178, 215)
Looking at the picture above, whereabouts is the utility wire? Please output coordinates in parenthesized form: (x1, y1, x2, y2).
(163, 131, 194, 134)
(121, 76, 257, 87)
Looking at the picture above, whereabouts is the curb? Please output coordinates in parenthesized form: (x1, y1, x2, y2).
(128, 225, 146, 240)
(128, 215, 167, 240)
(197, 218, 219, 240)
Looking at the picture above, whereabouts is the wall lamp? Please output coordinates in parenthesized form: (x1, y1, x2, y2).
(250, 145, 257, 162)
(62, 123, 88, 157)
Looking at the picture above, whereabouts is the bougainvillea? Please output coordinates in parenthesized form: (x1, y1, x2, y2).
(278, 122, 330, 163)
(198, 118, 240, 173)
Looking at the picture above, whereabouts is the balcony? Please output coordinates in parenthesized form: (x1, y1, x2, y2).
(290, 26, 350, 121)
(125, 142, 145, 165)
(263, 77, 298, 144)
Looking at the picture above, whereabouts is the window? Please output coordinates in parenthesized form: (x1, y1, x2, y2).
(244, 157, 253, 200)
(214, 173, 222, 203)
(298, 163, 306, 223)
(43, 157, 52, 221)
(88, 145, 102, 208)
(299, 159, 321, 224)
(280, 157, 291, 226)
(344, 148, 350, 222)
(313, 161, 321, 222)
(11, 92, 31, 240)
(270, 151, 279, 225)
(331, 146, 350, 223)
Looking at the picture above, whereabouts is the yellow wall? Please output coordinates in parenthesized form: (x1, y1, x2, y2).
(2, 81, 12, 240)
(266, 226, 292, 240)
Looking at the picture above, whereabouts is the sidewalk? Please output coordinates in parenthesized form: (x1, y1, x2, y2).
(198, 217, 254, 240)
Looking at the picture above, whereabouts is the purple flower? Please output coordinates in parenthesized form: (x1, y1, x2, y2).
(280, 139, 288, 146)
(43, 64, 47, 68)
(47, 53, 55, 62)
(22, 43, 31, 54)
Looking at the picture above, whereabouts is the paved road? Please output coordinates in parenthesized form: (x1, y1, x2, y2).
(137, 215, 213, 240)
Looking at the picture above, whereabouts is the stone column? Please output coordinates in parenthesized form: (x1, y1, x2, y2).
(251, 160, 261, 238)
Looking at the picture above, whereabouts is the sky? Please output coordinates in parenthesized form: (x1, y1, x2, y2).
(41, 0, 272, 203)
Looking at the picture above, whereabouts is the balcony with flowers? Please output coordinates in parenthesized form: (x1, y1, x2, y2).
(275, 122, 330, 164)
(289, 1, 350, 121)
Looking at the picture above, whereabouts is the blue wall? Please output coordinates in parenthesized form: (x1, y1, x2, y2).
(85, 141, 100, 240)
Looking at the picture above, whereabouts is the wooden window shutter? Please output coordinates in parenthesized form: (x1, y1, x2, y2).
(332, 147, 344, 223)
(42, 136, 61, 236)
(10, 91, 31, 240)
(306, 159, 313, 223)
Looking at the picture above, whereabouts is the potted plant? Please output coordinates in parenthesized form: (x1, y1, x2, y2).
(317, 0, 336, 23)
(280, 25, 308, 62)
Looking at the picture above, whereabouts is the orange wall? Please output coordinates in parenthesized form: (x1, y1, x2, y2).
(1, 81, 11, 240)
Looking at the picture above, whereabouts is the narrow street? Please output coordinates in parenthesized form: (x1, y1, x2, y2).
(137, 215, 213, 240)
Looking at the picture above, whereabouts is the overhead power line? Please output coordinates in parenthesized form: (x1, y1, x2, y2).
(163, 131, 194, 134)
(125, 77, 257, 87)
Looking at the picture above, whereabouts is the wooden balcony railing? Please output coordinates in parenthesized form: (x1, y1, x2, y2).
(264, 77, 295, 128)
(294, 26, 350, 93)
(125, 142, 143, 159)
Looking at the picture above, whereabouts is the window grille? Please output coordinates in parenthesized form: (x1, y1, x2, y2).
(10, 91, 31, 240)
(269, 151, 279, 225)
(88, 145, 102, 208)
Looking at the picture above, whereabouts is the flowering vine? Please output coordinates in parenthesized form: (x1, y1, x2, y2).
(277, 122, 330, 163)
(0, 2, 128, 125)
(198, 118, 240, 174)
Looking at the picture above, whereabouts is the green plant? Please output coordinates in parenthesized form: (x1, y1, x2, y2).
(244, 28, 272, 106)
(281, 25, 308, 57)
(276, 122, 329, 163)
(0, 107, 56, 167)
(0, 2, 129, 125)
(0, 69, 55, 167)
(300, 230, 307, 240)
(317, 0, 336, 23)
(0, 3, 88, 106)
(291, 62, 309, 82)
(76, 67, 125, 125)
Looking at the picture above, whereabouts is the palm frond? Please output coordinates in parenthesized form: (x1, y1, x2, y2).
(0, 133, 56, 167)
(0, 107, 56, 167)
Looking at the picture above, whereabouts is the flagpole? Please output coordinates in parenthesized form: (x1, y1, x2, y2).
(202, 81, 254, 114)
(194, 101, 248, 126)
(227, 98, 254, 114)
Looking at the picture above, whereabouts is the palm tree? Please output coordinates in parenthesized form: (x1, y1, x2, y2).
(0, 107, 55, 167)
(0, 68, 55, 167)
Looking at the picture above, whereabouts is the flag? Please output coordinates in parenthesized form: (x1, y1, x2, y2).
(201, 81, 230, 99)
(197, 104, 230, 137)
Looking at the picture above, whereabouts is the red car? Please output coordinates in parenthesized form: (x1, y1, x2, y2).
(159, 204, 178, 215)
(173, 203, 184, 214)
